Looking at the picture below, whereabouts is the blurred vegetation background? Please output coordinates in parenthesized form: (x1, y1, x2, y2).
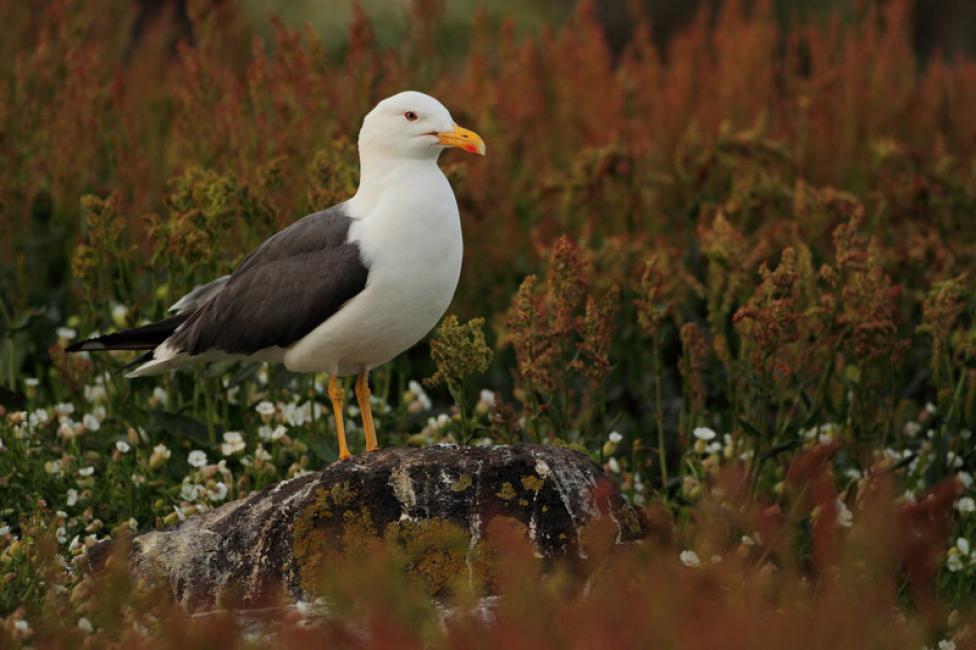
(2, 0, 975, 470)
(191, 0, 976, 59)
(2, 0, 976, 645)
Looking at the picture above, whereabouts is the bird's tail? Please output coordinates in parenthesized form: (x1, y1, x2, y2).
(65, 315, 187, 353)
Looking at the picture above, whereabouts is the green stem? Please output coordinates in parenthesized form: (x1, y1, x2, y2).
(652, 342, 668, 487)
(202, 374, 216, 445)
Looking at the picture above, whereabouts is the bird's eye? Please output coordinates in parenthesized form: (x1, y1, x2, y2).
(404, 111, 418, 121)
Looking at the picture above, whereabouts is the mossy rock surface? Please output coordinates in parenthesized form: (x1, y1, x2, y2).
(85, 444, 646, 612)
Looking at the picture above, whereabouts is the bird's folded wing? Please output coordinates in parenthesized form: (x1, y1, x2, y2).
(168, 275, 230, 315)
(170, 206, 369, 356)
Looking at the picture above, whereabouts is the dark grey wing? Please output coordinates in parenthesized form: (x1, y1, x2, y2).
(170, 205, 368, 356)
(168, 275, 230, 315)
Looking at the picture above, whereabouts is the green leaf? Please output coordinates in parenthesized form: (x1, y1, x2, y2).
(306, 435, 336, 463)
(147, 410, 210, 446)
(737, 417, 763, 438)
(760, 439, 801, 461)
(0, 307, 45, 336)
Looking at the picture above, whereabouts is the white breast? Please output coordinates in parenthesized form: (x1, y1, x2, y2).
(283, 163, 463, 376)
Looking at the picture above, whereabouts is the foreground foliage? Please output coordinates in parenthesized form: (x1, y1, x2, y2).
(1, 0, 976, 646)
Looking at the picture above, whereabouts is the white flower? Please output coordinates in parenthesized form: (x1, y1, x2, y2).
(835, 500, 853, 528)
(24, 377, 39, 388)
(408, 380, 432, 411)
(283, 401, 313, 427)
(82, 413, 100, 432)
(692, 427, 716, 441)
(479, 389, 496, 408)
(29, 409, 49, 428)
(957, 497, 975, 514)
(208, 482, 228, 502)
(45, 460, 62, 474)
(958, 471, 973, 489)
(255, 445, 272, 462)
(606, 457, 620, 474)
(188, 450, 208, 468)
(111, 303, 129, 326)
(938, 640, 956, 650)
(221, 431, 246, 456)
(271, 425, 287, 442)
(54, 402, 74, 417)
(634, 473, 645, 494)
(149, 443, 171, 468)
(255, 401, 275, 417)
(608, 431, 623, 444)
(679, 550, 702, 567)
(56, 419, 77, 440)
(803, 423, 836, 443)
(56, 527, 67, 544)
(115, 441, 131, 453)
(956, 537, 970, 556)
(57, 327, 77, 341)
(946, 549, 963, 573)
(84, 384, 107, 403)
(78, 617, 94, 634)
(151, 386, 169, 408)
(66, 489, 78, 507)
(180, 482, 202, 501)
(926, 402, 937, 415)
(14, 620, 28, 631)
(903, 421, 921, 437)
(78, 466, 94, 477)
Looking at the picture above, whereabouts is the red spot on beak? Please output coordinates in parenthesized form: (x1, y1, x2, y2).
(463, 144, 478, 153)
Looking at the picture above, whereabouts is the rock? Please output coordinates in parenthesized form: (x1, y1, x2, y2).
(85, 443, 646, 612)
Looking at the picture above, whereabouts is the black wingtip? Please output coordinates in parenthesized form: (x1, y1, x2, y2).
(63, 315, 188, 354)
(65, 339, 108, 353)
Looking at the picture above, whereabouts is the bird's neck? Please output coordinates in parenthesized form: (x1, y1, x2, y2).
(351, 155, 449, 215)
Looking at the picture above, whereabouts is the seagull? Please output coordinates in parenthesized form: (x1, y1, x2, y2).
(68, 91, 485, 460)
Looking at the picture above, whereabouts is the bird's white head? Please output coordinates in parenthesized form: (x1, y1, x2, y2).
(358, 91, 486, 163)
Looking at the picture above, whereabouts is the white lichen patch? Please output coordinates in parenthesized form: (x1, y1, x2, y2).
(388, 464, 418, 520)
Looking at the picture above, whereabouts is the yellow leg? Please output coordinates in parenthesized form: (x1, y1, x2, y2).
(356, 371, 379, 452)
(328, 375, 351, 460)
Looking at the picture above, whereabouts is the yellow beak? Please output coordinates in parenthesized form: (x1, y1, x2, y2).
(436, 124, 486, 156)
